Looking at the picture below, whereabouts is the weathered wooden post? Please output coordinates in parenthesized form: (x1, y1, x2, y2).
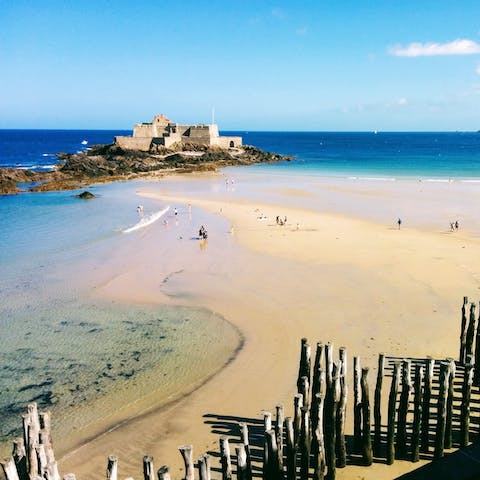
(297, 338, 311, 393)
(263, 412, 272, 480)
(12, 438, 28, 480)
(312, 369, 325, 433)
(285, 418, 296, 480)
(336, 348, 347, 468)
(434, 363, 450, 459)
(299, 408, 311, 480)
(63, 474, 77, 480)
(466, 303, 476, 360)
(396, 359, 412, 459)
(460, 296, 468, 363)
(179, 445, 194, 480)
(325, 363, 339, 480)
(325, 343, 333, 391)
(1, 459, 20, 480)
(239, 423, 252, 480)
(275, 405, 284, 473)
(420, 358, 435, 453)
(353, 356, 362, 453)
(312, 343, 325, 408)
(387, 362, 401, 465)
(360, 367, 373, 466)
(265, 429, 281, 480)
(236, 446, 248, 480)
(106, 456, 118, 480)
(474, 304, 480, 385)
(373, 353, 385, 457)
(300, 376, 310, 412)
(144, 456, 155, 480)
(157, 466, 171, 480)
(220, 437, 232, 480)
(293, 395, 303, 445)
(312, 393, 326, 480)
(198, 456, 208, 480)
(411, 365, 424, 462)
(460, 362, 474, 447)
(445, 359, 456, 449)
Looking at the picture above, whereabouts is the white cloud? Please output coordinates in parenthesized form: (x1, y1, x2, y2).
(295, 27, 307, 36)
(389, 39, 480, 57)
(397, 98, 408, 106)
(271, 8, 286, 19)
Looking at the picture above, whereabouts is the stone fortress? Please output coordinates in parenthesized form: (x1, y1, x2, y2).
(115, 114, 242, 151)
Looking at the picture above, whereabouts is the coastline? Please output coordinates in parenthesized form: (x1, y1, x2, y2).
(56, 169, 480, 480)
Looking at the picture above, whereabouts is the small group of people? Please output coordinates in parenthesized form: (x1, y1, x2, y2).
(136, 205, 144, 216)
(276, 215, 287, 226)
(450, 220, 460, 232)
(199, 225, 208, 239)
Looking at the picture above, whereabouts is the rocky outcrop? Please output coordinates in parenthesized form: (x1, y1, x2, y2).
(74, 191, 96, 199)
(1, 143, 291, 194)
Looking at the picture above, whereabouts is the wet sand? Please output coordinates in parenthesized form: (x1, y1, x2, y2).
(58, 171, 480, 480)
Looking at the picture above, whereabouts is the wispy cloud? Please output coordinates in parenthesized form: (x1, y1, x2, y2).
(476, 65, 480, 75)
(397, 98, 408, 106)
(389, 39, 480, 57)
(271, 8, 286, 20)
(295, 27, 307, 36)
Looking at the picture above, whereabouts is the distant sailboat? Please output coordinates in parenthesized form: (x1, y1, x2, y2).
(81, 140, 88, 145)
(373, 130, 378, 134)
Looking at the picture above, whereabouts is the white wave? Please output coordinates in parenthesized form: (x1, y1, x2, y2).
(357, 176, 396, 181)
(460, 179, 480, 183)
(81, 140, 88, 145)
(424, 178, 452, 183)
(122, 206, 170, 234)
(39, 164, 57, 169)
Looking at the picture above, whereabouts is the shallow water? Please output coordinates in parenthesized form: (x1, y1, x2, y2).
(0, 181, 240, 454)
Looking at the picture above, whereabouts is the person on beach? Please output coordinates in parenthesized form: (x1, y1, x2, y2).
(455, 220, 459, 230)
(174, 208, 178, 216)
(397, 218, 402, 230)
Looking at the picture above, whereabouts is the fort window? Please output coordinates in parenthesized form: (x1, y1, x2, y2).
(229, 141, 235, 148)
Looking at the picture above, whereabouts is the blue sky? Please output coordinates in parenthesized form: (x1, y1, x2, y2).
(1, 0, 480, 130)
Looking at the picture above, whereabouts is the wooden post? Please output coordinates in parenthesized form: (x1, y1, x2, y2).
(63, 474, 76, 480)
(12, 438, 28, 480)
(325, 363, 339, 480)
(266, 429, 281, 480)
(46, 461, 61, 480)
(293, 395, 303, 445)
(275, 405, 284, 473)
(420, 358, 435, 453)
(336, 353, 347, 468)
(263, 412, 272, 480)
(300, 376, 310, 412)
(204, 455, 211, 480)
(220, 437, 232, 480)
(299, 408, 311, 480)
(373, 353, 385, 457)
(460, 362, 474, 447)
(144, 456, 155, 480)
(198, 456, 207, 480)
(312, 343, 325, 408)
(360, 367, 373, 466)
(312, 393, 326, 480)
(434, 363, 450, 459)
(106, 456, 118, 480)
(387, 362, 400, 465)
(179, 445, 194, 480)
(411, 365, 424, 462)
(236, 446, 248, 480)
(1, 459, 20, 480)
(285, 418, 296, 480)
(445, 359, 456, 449)
(325, 343, 333, 390)
(35, 444, 48, 476)
(312, 369, 325, 434)
(474, 305, 480, 385)
(466, 303, 476, 360)
(460, 296, 468, 363)
(396, 359, 412, 459)
(239, 423, 252, 480)
(353, 356, 362, 453)
(157, 466, 171, 480)
(297, 338, 311, 393)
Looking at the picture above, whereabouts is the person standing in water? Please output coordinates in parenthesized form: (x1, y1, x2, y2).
(397, 218, 402, 230)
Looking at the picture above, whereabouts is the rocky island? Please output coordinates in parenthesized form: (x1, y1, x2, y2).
(0, 114, 291, 194)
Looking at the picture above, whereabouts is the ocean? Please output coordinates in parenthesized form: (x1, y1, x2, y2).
(1, 129, 480, 451)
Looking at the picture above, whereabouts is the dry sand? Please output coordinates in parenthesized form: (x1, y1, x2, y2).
(58, 172, 480, 480)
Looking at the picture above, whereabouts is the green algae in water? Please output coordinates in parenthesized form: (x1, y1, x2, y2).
(0, 300, 239, 451)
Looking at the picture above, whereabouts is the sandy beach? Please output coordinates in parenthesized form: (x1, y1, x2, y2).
(56, 171, 480, 480)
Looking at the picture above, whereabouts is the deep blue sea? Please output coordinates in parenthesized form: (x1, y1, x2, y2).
(2, 129, 480, 179)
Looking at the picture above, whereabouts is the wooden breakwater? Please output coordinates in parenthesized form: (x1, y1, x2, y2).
(2, 297, 480, 480)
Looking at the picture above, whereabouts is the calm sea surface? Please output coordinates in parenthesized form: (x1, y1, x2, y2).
(1, 129, 480, 448)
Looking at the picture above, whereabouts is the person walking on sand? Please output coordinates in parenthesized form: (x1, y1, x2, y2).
(455, 220, 459, 230)
(397, 218, 402, 230)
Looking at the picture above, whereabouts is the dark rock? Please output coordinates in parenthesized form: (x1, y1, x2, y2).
(75, 190, 96, 199)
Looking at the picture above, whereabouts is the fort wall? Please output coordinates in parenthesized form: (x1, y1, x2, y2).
(115, 136, 152, 151)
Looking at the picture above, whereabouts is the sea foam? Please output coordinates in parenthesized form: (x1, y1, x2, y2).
(122, 206, 170, 233)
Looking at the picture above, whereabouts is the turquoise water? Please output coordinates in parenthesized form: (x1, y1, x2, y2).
(0, 181, 239, 450)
